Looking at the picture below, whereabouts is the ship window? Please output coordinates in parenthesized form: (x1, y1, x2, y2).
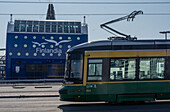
(46, 22, 51, 32)
(20, 24, 26, 32)
(14, 21, 20, 32)
(58, 22, 63, 33)
(39, 21, 44, 32)
(26, 21, 32, 32)
(14, 20, 82, 33)
(26, 64, 65, 79)
(52, 22, 57, 32)
(110, 58, 136, 80)
(74, 22, 81, 33)
(33, 21, 39, 32)
(20, 21, 26, 32)
(64, 22, 69, 33)
(70, 22, 74, 33)
(139, 58, 165, 79)
(88, 59, 103, 81)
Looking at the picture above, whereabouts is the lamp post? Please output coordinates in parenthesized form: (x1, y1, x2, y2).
(160, 31, 170, 40)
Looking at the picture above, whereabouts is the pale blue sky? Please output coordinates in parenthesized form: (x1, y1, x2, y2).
(0, 0, 170, 50)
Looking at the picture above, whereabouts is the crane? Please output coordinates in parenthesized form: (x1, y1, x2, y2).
(100, 10, 143, 40)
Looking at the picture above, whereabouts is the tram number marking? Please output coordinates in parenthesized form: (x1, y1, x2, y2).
(86, 84, 97, 88)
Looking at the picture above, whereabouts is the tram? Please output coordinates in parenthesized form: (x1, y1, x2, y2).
(59, 38, 170, 103)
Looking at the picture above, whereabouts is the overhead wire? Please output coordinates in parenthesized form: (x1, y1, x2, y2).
(0, 13, 170, 16)
(0, 1, 170, 4)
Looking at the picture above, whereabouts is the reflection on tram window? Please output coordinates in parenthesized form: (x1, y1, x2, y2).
(110, 58, 136, 80)
(139, 58, 165, 79)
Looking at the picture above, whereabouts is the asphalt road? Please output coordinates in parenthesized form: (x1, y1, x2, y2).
(1, 97, 170, 112)
(0, 84, 61, 97)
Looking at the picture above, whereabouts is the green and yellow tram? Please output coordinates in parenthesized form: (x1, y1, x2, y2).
(59, 39, 170, 103)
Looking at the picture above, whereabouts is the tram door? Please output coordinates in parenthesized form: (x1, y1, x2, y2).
(85, 58, 108, 101)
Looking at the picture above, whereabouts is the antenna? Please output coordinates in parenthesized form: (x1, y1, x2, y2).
(83, 16, 86, 25)
(10, 14, 13, 23)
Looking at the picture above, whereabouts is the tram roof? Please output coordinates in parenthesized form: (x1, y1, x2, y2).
(68, 39, 170, 53)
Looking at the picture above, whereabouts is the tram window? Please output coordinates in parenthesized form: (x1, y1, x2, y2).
(88, 59, 102, 81)
(139, 58, 165, 79)
(70, 54, 83, 80)
(110, 58, 136, 80)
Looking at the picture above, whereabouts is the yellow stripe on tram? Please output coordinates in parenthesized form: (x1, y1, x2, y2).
(85, 50, 169, 58)
(87, 80, 170, 84)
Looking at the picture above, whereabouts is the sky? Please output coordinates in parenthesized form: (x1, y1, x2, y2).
(0, 0, 170, 53)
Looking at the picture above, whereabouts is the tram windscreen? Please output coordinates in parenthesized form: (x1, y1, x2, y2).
(64, 53, 83, 83)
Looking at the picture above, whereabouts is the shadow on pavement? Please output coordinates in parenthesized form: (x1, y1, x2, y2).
(58, 101, 170, 112)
